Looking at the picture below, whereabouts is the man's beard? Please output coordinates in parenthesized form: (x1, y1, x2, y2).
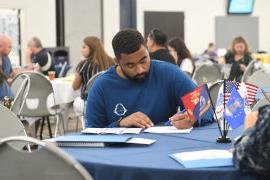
(120, 67, 148, 82)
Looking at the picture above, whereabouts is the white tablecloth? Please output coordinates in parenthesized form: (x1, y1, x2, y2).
(51, 77, 80, 105)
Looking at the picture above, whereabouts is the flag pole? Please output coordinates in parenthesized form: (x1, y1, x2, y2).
(205, 84, 222, 137)
(216, 79, 231, 143)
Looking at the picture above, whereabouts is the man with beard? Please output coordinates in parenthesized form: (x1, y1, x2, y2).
(85, 29, 213, 128)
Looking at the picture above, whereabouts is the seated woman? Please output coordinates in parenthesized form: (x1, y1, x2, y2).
(168, 37, 195, 77)
(233, 104, 270, 176)
(219, 36, 253, 81)
(72, 36, 114, 114)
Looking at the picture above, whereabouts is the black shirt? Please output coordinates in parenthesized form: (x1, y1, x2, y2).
(31, 49, 55, 75)
(149, 49, 175, 64)
(76, 60, 99, 100)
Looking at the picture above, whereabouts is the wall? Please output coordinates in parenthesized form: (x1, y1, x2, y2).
(103, 0, 120, 57)
(64, 0, 102, 68)
(103, 0, 270, 55)
(0, 0, 56, 65)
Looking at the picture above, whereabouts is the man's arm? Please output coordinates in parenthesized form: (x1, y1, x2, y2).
(233, 105, 270, 175)
(85, 83, 108, 128)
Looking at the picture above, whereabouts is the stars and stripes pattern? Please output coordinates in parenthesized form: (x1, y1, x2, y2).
(224, 80, 258, 105)
(244, 82, 259, 105)
(224, 80, 240, 104)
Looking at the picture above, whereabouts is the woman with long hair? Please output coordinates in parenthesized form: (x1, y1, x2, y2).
(72, 36, 114, 114)
(72, 36, 114, 98)
(168, 37, 195, 77)
(218, 36, 252, 81)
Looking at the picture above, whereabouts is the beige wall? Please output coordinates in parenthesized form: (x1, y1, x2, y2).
(0, 0, 56, 65)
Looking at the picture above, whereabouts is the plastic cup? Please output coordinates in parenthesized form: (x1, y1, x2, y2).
(48, 71, 56, 80)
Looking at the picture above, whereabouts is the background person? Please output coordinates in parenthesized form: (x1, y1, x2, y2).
(168, 37, 195, 77)
(25, 37, 55, 75)
(146, 28, 175, 64)
(218, 36, 253, 81)
(72, 36, 114, 114)
(233, 104, 270, 176)
(0, 34, 16, 84)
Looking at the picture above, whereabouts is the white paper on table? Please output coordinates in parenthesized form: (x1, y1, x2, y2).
(127, 138, 156, 145)
(170, 149, 233, 168)
(144, 126, 192, 134)
(81, 128, 142, 134)
(175, 149, 232, 161)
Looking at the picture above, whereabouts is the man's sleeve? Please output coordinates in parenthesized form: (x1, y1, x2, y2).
(233, 105, 270, 175)
(85, 81, 118, 128)
(85, 81, 107, 128)
(170, 66, 196, 109)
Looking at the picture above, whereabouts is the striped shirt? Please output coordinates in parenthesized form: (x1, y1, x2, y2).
(76, 60, 99, 100)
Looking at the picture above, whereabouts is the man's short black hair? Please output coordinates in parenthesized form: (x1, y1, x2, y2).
(112, 28, 145, 59)
(148, 28, 167, 47)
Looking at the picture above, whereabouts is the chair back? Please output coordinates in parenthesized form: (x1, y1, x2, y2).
(252, 97, 270, 111)
(58, 62, 71, 78)
(10, 72, 29, 98)
(246, 69, 270, 88)
(11, 72, 56, 117)
(192, 63, 222, 86)
(208, 80, 223, 108)
(84, 71, 105, 96)
(0, 104, 27, 149)
(241, 59, 257, 82)
(0, 136, 92, 180)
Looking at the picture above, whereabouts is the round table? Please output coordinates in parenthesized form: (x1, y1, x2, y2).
(61, 124, 256, 180)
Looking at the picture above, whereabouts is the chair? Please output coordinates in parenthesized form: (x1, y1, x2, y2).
(0, 136, 92, 180)
(0, 104, 27, 150)
(241, 59, 257, 82)
(73, 71, 105, 130)
(192, 63, 222, 86)
(11, 72, 63, 139)
(10, 72, 29, 98)
(58, 62, 72, 78)
(246, 69, 270, 88)
(252, 97, 269, 111)
(208, 80, 223, 108)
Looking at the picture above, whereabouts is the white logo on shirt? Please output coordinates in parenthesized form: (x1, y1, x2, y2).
(113, 103, 127, 116)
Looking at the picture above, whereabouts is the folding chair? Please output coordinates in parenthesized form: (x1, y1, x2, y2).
(0, 104, 27, 149)
(0, 136, 92, 180)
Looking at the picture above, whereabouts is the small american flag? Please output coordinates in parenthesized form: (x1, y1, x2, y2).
(224, 80, 240, 104)
(224, 80, 258, 105)
(245, 82, 258, 105)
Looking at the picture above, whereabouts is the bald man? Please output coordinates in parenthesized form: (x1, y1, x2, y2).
(0, 34, 14, 84)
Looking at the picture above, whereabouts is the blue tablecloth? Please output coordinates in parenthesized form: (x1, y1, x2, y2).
(61, 123, 256, 180)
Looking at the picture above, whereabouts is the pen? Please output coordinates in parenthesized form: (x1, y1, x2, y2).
(164, 109, 186, 126)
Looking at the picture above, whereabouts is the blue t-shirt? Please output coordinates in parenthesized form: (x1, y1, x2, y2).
(86, 60, 212, 128)
(0, 80, 13, 101)
(1, 56, 13, 77)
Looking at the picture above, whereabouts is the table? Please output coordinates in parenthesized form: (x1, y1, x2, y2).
(50, 76, 80, 105)
(50, 76, 80, 132)
(60, 124, 256, 180)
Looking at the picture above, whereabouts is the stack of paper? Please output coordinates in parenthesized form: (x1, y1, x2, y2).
(170, 149, 233, 168)
(46, 135, 155, 147)
(144, 126, 192, 134)
(81, 128, 142, 134)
